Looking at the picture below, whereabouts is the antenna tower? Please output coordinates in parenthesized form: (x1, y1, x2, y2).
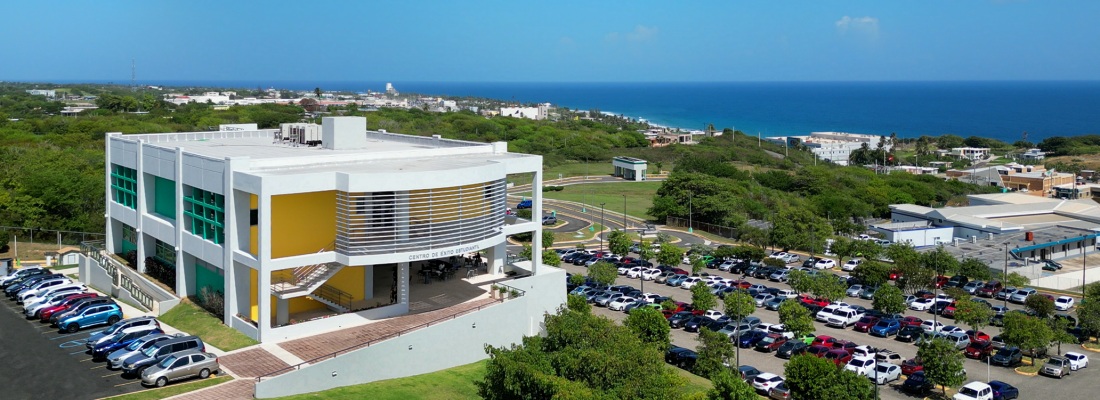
(131, 59, 136, 92)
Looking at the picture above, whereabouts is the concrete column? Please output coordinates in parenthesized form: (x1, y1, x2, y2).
(398, 262, 410, 305)
(363, 265, 374, 299)
(222, 158, 240, 325)
(276, 298, 289, 326)
(232, 263, 251, 320)
(258, 193, 273, 340)
(487, 242, 506, 276)
(531, 170, 543, 275)
(134, 139, 148, 274)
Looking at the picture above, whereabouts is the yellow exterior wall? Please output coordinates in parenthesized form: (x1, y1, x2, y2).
(408, 183, 493, 224)
(287, 297, 325, 313)
(271, 191, 336, 259)
(327, 266, 365, 300)
(249, 194, 258, 256)
(249, 269, 258, 321)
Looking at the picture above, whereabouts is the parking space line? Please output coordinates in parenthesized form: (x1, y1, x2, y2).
(70, 349, 88, 355)
(90, 365, 106, 369)
(101, 372, 122, 378)
(49, 332, 85, 339)
(78, 358, 93, 362)
(114, 381, 140, 387)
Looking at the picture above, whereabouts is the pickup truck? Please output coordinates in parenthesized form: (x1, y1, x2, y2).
(825, 307, 865, 328)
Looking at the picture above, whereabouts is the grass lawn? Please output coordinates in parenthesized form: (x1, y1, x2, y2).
(1015, 357, 1046, 374)
(271, 361, 487, 400)
(159, 300, 259, 351)
(519, 181, 663, 221)
(270, 360, 712, 400)
(507, 161, 674, 186)
(102, 376, 231, 400)
(49, 263, 79, 270)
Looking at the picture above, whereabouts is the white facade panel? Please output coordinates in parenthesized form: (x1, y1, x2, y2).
(141, 215, 176, 246)
(110, 203, 139, 227)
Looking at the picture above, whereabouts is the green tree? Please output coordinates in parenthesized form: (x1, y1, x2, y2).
(541, 230, 555, 249)
(625, 307, 672, 351)
(783, 354, 871, 400)
(567, 294, 590, 313)
(872, 284, 907, 315)
(1078, 285, 1100, 341)
(569, 274, 585, 287)
(762, 257, 786, 268)
(608, 230, 631, 256)
(778, 299, 816, 338)
(957, 257, 992, 281)
(830, 237, 856, 266)
(1001, 312, 1054, 364)
(917, 338, 966, 396)
(811, 273, 847, 302)
(691, 281, 718, 312)
(656, 242, 685, 267)
(922, 245, 959, 276)
(851, 259, 890, 288)
(0, 230, 9, 252)
(541, 249, 561, 267)
(695, 328, 736, 379)
(953, 298, 993, 331)
(638, 239, 657, 266)
(707, 369, 758, 400)
(691, 255, 707, 275)
(314, 87, 322, 97)
(724, 292, 755, 323)
(1049, 317, 1078, 354)
(588, 261, 618, 286)
(1003, 272, 1030, 288)
(788, 269, 815, 294)
(1025, 294, 1055, 318)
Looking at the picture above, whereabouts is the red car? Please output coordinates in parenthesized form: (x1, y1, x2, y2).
(806, 345, 832, 358)
(37, 293, 99, 322)
(966, 330, 991, 343)
(811, 335, 837, 347)
(942, 302, 958, 318)
(754, 334, 788, 352)
(889, 270, 902, 280)
(964, 340, 994, 360)
(853, 316, 881, 333)
(801, 297, 829, 307)
(899, 316, 923, 327)
(672, 268, 690, 275)
(933, 275, 949, 288)
(825, 349, 853, 366)
(901, 358, 924, 375)
(731, 280, 752, 289)
(832, 339, 858, 355)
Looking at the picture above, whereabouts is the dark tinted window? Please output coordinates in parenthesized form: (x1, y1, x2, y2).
(190, 354, 204, 363)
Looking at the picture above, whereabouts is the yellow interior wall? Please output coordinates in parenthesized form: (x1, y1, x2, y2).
(249, 269, 258, 321)
(287, 297, 326, 313)
(249, 194, 258, 256)
(327, 266, 365, 300)
(408, 183, 493, 224)
(271, 191, 336, 259)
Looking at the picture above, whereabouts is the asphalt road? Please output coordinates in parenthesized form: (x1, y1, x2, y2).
(560, 260, 1097, 400)
(0, 297, 147, 399)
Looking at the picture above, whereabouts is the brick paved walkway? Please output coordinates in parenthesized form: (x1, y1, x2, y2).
(218, 348, 292, 378)
(167, 379, 253, 400)
(278, 297, 500, 362)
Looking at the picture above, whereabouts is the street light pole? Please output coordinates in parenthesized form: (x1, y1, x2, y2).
(600, 203, 607, 255)
(688, 191, 693, 233)
(1003, 242, 1010, 308)
(622, 194, 628, 231)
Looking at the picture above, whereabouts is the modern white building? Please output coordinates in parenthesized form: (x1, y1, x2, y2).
(97, 116, 562, 343)
(500, 103, 550, 120)
(766, 132, 889, 166)
(941, 147, 991, 161)
(612, 156, 648, 181)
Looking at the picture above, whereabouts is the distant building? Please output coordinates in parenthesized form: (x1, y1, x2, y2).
(1019, 148, 1046, 161)
(499, 103, 550, 120)
(766, 132, 889, 166)
(26, 89, 57, 98)
(940, 147, 990, 161)
(612, 156, 648, 181)
(385, 82, 398, 95)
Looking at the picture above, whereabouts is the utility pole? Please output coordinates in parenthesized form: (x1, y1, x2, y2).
(600, 203, 607, 255)
(1083, 243, 1088, 299)
(688, 191, 693, 233)
(1003, 242, 1010, 308)
(622, 194, 628, 231)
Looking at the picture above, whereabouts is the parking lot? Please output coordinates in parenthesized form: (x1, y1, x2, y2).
(0, 295, 149, 400)
(560, 256, 1098, 400)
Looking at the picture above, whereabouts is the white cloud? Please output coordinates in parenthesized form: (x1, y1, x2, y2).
(835, 16, 879, 36)
(604, 25, 658, 43)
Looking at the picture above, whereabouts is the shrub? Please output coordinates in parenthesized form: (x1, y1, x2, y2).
(196, 287, 225, 320)
(144, 257, 177, 289)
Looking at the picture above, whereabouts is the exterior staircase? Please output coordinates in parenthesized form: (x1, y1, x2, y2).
(271, 262, 346, 299)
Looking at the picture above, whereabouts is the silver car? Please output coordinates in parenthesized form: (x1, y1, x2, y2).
(107, 333, 181, 370)
(141, 350, 220, 387)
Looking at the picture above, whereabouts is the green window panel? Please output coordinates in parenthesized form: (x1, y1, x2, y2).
(120, 224, 137, 254)
(194, 261, 225, 296)
(153, 176, 176, 220)
(111, 164, 137, 209)
(154, 239, 176, 267)
(184, 187, 225, 245)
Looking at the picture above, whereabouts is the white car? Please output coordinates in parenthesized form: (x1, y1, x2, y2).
(903, 295, 918, 306)
(870, 363, 902, 385)
(844, 356, 876, 376)
(608, 296, 636, 311)
(776, 289, 798, 299)
(816, 304, 843, 322)
(1009, 288, 1036, 303)
(681, 277, 704, 289)
(841, 259, 861, 272)
(1065, 351, 1089, 370)
(640, 268, 662, 281)
(941, 325, 965, 335)
(768, 251, 788, 259)
(781, 253, 801, 264)
(847, 284, 864, 297)
(639, 292, 662, 303)
(703, 310, 725, 320)
(814, 259, 837, 269)
(626, 267, 644, 278)
(752, 373, 784, 392)
(920, 320, 945, 334)
(953, 381, 993, 400)
(910, 298, 936, 311)
(1055, 296, 1076, 311)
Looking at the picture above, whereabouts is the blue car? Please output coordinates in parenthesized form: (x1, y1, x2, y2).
(59, 303, 123, 333)
(516, 199, 532, 209)
(869, 318, 901, 337)
(92, 326, 164, 360)
(988, 380, 1019, 400)
(737, 330, 769, 348)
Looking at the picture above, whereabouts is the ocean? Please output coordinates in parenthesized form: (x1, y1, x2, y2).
(147, 80, 1100, 142)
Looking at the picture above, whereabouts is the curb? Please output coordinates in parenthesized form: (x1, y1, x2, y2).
(1081, 343, 1100, 353)
(1013, 367, 1039, 376)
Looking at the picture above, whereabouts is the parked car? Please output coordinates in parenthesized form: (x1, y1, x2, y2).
(50, 296, 116, 324)
(141, 350, 220, 387)
(814, 259, 837, 269)
(844, 356, 876, 376)
(896, 325, 924, 342)
(108, 333, 182, 370)
(768, 382, 791, 400)
(86, 316, 161, 349)
(853, 316, 880, 333)
(954, 381, 994, 400)
(990, 346, 1023, 367)
(901, 357, 924, 376)
(1041, 356, 1072, 378)
(858, 286, 878, 300)
(976, 281, 1003, 297)
(92, 325, 165, 361)
(59, 304, 124, 333)
(516, 199, 532, 209)
(1009, 288, 1037, 304)
(736, 365, 763, 383)
(965, 340, 995, 360)
(1064, 351, 1090, 370)
(871, 363, 902, 385)
(752, 373, 784, 393)
(824, 349, 853, 366)
(775, 340, 809, 359)
(1055, 296, 1076, 311)
(37, 293, 100, 322)
(962, 280, 985, 295)
(0, 267, 47, 287)
(541, 215, 557, 225)
(755, 334, 788, 353)
(900, 371, 934, 395)
(870, 319, 901, 337)
(919, 320, 944, 334)
(841, 259, 861, 272)
(121, 335, 206, 376)
(987, 381, 1019, 400)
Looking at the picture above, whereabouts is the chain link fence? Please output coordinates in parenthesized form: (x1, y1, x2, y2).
(665, 217, 737, 239)
(2, 225, 105, 259)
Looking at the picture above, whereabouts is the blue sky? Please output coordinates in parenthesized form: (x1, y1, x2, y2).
(4, 1, 1098, 82)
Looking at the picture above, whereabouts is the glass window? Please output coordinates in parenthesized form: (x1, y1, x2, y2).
(183, 186, 225, 244)
(154, 240, 176, 267)
(111, 164, 138, 209)
(190, 354, 204, 363)
(172, 358, 189, 368)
